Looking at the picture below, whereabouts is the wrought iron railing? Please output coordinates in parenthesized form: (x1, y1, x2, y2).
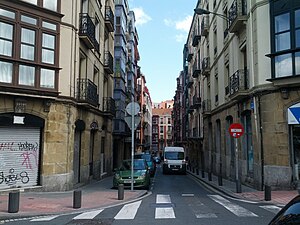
(229, 69, 249, 95)
(77, 78, 99, 106)
(103, 97, 116, 115)
(79, 13, 97, 49)
(105, 6, 114, 32)
(104, 51, 114, 74)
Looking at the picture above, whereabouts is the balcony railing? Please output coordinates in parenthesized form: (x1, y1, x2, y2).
(201, 99, 211, 114)
(201, 15, 209, 37)
(187, 50, 193, 62)
(192, 61, 201, 78)
(103, 97, 116, 116)
(77, 78, 99, 106)
(228, 0, 247, 33)
(105, 6, 114, 32)
(229, 69, 249, 98)
(79, 13, 97, 49)
(202, 57, 210, 76)
(192, 95, 201, 108)
(186, 76, 193, 88)
(104, 51, 114, 74)
(192, 28, 201, 47)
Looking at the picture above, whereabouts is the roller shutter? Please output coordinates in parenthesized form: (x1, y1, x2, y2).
(0, 127, 40, 190)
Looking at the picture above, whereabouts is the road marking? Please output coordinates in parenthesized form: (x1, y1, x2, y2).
(209, 195, 258, 217)
(182, 193, 194, 197)
(156, 194, 171, 203)
(196, 213, 217, 218)
(30, 216, 59, 222)
(155, 207, 176, 219)
(114, 200, 142, 220)
(73, 209, 104, 220)
(260, 205, 282, 214)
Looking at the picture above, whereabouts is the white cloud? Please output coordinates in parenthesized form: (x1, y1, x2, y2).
(175, 34, 187, 42)
(175, 15, 193, 33)
(132, 7, 152, 26)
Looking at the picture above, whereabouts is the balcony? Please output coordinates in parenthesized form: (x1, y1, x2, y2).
(77, 78, 99, 106)
(187, 50, 193, 62)
(192, 61, 201, 78)
(104, 51, 114, 74)
(201, 15, 209, 37)
(192, 95, 201, 109)
(105, 6, 114, 32)
(201, 99, 211, 115)
(79, 13, 97, 49)
(103, 97, 116, 116)
(186, 77, 193, 88)
(192, 28, 201, 47)
(228, 69, 249, 100)
(228, 0, 247, 33)
(202, 57, 210, 76)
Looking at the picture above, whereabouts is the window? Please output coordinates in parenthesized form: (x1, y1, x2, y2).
(0, 22, 13, 57)
(43, 0, 57, 11)
(271, 4, 300, 78)
(0, 6, 59, 91)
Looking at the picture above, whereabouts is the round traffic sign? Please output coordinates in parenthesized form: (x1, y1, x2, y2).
(126, 102, 140, 116)
(229, 123, 244, 138)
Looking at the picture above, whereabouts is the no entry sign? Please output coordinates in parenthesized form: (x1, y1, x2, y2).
(229, 123, 244, 138)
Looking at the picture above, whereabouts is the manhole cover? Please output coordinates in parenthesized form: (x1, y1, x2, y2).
(66, 219, 114, 225)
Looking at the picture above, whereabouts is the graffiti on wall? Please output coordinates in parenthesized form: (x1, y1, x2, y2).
(0, 140, 39, 189)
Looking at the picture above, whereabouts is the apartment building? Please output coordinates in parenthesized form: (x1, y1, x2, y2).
(0, 0, 115, 191)
(152, 100, 173, 155)
(182, 0, 300, 190)
(173, 72, 184, 147)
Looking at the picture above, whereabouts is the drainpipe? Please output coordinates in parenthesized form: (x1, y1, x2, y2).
(257, 94, 264, 191)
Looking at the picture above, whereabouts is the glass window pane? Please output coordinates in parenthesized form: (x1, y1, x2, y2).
(0, 9, 15, 19)
(42, 49, 54, 64)
(44, 0, 57, 11)
(296, 29, 300, 48)
(42, 33, 54, 49)
(0, 22, 13, 39)
(296, 10, 300, 28)
(275, 32, 291, 51)
(40, 68, 55, 88)
(0, 61, 12, 83)
(19, 65, 35, 86)
(296, 52, 300, 75)
(42, 21, 56, 30)
(21, 28, 35, 45)
(0, 40, 12, 56)
(21, 15, 37, 25)
(275, 13, 290, 33)
(275, 53, 293, 78)
(21, 45, 34, 60)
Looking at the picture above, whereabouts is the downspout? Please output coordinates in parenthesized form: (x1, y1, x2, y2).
(258, 94, 264, 191)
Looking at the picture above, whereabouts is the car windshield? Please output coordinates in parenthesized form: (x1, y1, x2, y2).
(165, 152, 184, 160)
(120, 160, 146, 170)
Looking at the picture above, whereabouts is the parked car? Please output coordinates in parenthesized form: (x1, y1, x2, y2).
(134, 153, 156, 177)
(113, 159, 151, 190)
(268, 195, 300, 224)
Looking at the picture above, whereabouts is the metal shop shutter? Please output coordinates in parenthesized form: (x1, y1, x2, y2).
(0, 127, 40, 190)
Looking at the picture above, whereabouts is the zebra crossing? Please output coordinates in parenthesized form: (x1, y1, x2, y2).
(27, 194, 282, 222)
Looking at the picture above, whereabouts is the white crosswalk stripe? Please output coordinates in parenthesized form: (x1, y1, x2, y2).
(114, 200, 142, 220)
(156, 194, 171, 203)
(155, 207, 176, 219)
(208, 195, 258, 217)
(30, 216, 59, 222)
(73, 209, 104, 220)
(259, 205, 282, 214)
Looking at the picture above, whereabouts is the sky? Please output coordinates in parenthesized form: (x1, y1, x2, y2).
(128, 0, 197, 103)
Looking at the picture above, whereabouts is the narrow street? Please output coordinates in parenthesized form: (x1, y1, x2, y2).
(3, 165, 278, 225)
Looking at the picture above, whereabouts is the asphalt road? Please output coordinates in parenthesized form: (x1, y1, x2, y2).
(2, 165, 278, 225)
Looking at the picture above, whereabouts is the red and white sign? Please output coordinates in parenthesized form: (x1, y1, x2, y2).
(229, 123, 244, 138)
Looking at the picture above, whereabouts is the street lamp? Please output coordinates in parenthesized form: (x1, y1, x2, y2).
(194, 8, 229, 22)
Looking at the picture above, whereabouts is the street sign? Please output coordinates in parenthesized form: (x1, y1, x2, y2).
(126, 102, 140, 116)
(229, 123, 244, 138)
(125, 116, 141, 130)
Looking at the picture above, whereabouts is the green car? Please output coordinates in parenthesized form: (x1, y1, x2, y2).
(113, 159, 151, 190)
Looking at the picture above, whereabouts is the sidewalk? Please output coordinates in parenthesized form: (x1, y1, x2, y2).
(0, 176, 147, 220)
(187, 168, 299, 206)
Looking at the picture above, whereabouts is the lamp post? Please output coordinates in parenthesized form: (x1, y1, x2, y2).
(194, 8, 229, 22)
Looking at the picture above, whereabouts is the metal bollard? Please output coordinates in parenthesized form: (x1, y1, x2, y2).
(201, 170, 205, 178)
(265, 185, 271, 201)
(236, 180, 242, 193)
(208, 172, 212, 181)
(8, 191, 20, 213)
(196, 168, 199, 175)
(192, 167, 195, 173)
(73, 190, 82, 209)
(218, 175, 223, 186)
(118, 184, 124, 200)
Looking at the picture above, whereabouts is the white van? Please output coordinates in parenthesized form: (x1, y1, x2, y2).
(162, 146, 186, 174)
